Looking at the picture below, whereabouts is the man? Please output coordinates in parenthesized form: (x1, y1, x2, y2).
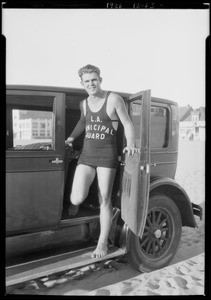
(65, 64, 136, 259)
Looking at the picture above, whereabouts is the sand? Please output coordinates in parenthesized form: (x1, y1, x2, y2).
(6, 140, 205, 296)
(85, 253, 205, 296)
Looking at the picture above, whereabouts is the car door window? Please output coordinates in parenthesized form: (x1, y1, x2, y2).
(151, 106, 168, 148)
(130, 103, 169, 149)
(6, 95, 55, 151)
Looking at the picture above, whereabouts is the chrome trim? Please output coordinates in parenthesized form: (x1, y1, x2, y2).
(50, 158, 63, 164)
(151, 161, 177, 165)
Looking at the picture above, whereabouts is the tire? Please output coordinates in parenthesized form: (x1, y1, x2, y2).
(127, 194, 182, 272)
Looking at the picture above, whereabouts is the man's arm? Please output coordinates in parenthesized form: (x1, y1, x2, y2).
(65, 100, 86, 146)
(113, 94, 137, 156)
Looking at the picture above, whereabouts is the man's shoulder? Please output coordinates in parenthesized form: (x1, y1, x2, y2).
(79, 99, 86, 106)
(108, 91, 121, 98)
(108, 92, 124, 104)
(79, 99, 86, 114)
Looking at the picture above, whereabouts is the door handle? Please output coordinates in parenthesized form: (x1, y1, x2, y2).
(50, 158, 63, 164)
(140, 164, 150, 174)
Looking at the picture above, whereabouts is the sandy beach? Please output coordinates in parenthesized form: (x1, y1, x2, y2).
(6, 140, 205, 296)
(85, 253, 205, 296)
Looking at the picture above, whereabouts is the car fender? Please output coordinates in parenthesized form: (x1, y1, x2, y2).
(149, 177, 198, 228)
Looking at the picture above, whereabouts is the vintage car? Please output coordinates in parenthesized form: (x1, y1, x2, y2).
(6, 85, 202, 286)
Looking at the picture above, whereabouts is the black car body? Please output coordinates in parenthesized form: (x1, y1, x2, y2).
(6, 85, 202, 285)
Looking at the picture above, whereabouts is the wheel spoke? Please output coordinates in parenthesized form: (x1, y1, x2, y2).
(152, 240, 156, 254)
(146, 240, 153, 253)
(152, 210, 156, 225)
(159, 217, 167, 227)
(155, 238, 162, 250)
(144, 225, 150, 231)
(156, 212, 162, 225)
(161, 227, 169, 232)
(146, 215, 153, 228)
(160, 235, 168, 241)
(140, 236, 149, 247)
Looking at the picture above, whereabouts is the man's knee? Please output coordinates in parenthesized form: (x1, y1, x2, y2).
(70, 191, 85, 206)
(98, 192, 112, 207)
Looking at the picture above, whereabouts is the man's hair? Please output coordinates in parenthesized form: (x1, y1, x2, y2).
(78, 64, 101, 79)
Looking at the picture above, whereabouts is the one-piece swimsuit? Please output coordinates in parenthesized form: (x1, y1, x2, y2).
(77, 91, 119, 169)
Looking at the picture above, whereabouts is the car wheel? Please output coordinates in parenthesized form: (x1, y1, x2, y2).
(127, 194, 182, 272)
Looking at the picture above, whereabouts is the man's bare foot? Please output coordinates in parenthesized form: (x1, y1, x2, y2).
(68, 203, 79, 216)
(91, 242, 108, 259)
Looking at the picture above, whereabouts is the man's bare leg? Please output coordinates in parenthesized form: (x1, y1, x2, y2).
(68, 164, 96, 216)
(91, 167, 116, 258)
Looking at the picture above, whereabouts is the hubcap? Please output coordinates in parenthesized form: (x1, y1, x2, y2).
(154, 229, 162, 238)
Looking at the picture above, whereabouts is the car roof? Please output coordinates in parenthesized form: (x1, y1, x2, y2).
(6, 84, 178, 106)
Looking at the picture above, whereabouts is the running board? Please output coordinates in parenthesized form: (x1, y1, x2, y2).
(6, 246, 126, 287)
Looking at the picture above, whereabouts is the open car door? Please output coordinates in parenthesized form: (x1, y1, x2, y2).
(121, 90, 151, 238)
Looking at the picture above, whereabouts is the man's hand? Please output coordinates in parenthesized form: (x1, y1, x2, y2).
(65, 137, 74, 148)
(123, 146, 140, 156)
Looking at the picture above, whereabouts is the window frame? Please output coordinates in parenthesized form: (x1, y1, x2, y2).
(11, 108, 53, 149)
(129, 100, 171, 151)
(150, 101, 172, 152)
(6, 90, 65, 157)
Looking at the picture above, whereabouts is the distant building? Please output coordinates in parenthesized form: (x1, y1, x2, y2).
(13, 110, 52, 141)
(179, 105, 205, 141)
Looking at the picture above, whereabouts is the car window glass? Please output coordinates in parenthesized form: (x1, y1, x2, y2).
(130, 102, 168, 148)
(6, 94, 54, 151)
(151, 106, 168, 148)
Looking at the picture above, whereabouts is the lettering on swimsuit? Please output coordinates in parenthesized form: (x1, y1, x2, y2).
(85, 115, 114, 140)
(91, 116, 102, 123)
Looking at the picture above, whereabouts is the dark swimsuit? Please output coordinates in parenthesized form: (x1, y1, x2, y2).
(77, 91, 119, 169)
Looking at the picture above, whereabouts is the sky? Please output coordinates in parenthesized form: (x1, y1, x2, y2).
(2, 8, 209, 109)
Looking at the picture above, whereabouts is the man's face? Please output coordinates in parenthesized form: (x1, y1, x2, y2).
(81, 72, 102, 96)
